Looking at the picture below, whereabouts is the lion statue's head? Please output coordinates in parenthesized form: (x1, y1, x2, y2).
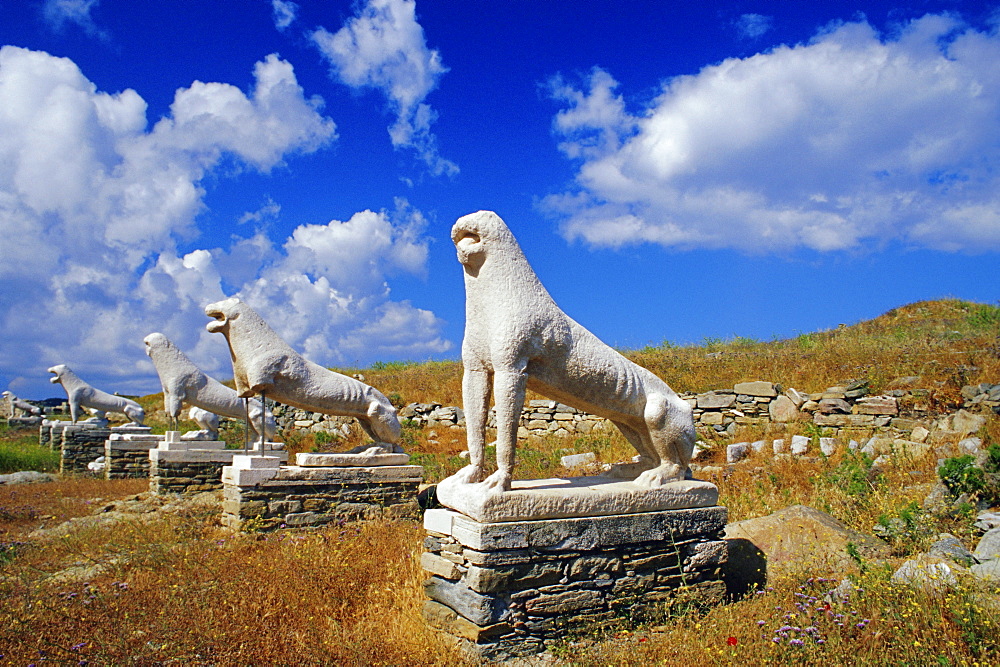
(451, 210, 523, 274)
(143, 332, 174, 358)
(204, 297, 244, 335)
(48, 364, 68, 384)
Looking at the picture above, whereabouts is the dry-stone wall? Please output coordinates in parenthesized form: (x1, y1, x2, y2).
(271, 380, 999, 444)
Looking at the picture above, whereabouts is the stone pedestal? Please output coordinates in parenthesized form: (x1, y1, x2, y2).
(59, 425, 112, 473)
(149, 432, 287, 495)
(105, 433, 163, 479)
(43, 420, 96, 451)
(221, 452, 423, 531)
(423, 479, 728, 661)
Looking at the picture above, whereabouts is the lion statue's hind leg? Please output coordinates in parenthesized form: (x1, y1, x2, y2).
(633, 393, 695, 488)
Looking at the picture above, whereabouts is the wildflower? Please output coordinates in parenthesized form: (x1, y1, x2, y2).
(727, 637, 738, 646)
(789, 639, 805, 647)
(756, 620, 766, 626)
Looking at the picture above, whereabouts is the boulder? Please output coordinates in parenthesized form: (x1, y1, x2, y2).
(723, 505, 890, 579)
(891, 554, 968, 592)
(768, 395, 801, 423)
(936, 410, 988, 437)
(974, 528, 1000, 562)
(971, 559, 1000, 584)
(928, 533, 977, 567)
(819, 438, 837, 456)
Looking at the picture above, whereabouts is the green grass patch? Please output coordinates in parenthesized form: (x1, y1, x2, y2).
(0, 430, 59, 473)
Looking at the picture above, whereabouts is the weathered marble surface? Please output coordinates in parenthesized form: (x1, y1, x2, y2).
(446, 211, 695, 496)
(48, 364, 145, 424)
(144, 332, 275, 439)
(221, 457, 423, 530)
(295, 451, 410, 467)
(204, 298, 401, 449)
(436, 475, 718, 523)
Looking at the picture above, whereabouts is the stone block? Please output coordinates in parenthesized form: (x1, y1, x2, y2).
(524, 589, 602, 615)
(447, 505, 727, 552)
(700, 412, 724, 425)
(421, 552, 461, 580)
(854, 396, 898, 416)
(436, 476, 719, 524)
(425, 576, 507, 626)
(697, 393, 736, 409)
(733, 381, 777, 398)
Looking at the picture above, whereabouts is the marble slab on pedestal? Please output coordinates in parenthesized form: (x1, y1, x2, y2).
(295, 452, 410, 467)
(435, 475, 718, 523)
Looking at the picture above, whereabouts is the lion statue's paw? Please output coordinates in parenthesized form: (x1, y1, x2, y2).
(451, 463, 488, 485)
(480, 469, 512, 493)
(633, 464, 685, 488)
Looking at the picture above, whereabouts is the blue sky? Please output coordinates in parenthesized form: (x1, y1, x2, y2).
(1, 0, 999, 399)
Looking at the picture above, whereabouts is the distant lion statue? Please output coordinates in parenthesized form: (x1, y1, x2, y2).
(448, 210, 694, 492)
(47, 364, 145, 425)
(188, 406, 221, 439)
(143, 332, 276, 440)
(204, 297, 401, 449)
(3, 391, 41, 417)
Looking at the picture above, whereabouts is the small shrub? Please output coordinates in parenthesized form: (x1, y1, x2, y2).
(938, 455, 986, 497)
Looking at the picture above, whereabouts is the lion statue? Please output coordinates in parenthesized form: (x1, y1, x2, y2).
(204, 297, 401, 449)
(143, 332, 275, 440)
(187, 406, 221, 439)
(47, 364, 145, 425)
(3, 391, 41, 417)
(447, 210, 695, 492)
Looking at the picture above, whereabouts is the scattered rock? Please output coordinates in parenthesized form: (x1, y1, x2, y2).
(892, 554, 967, 592)
(790, 435, 810, 455)
(974, 528, 1000, 562)
(0, 470, 56, 485)
(928, 533, 978, 567)
(975, 512, 1000, 532)
(560, 452, 596, 468)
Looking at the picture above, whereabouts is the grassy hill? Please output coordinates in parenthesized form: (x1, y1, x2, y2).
(358, 298, 1000, 408)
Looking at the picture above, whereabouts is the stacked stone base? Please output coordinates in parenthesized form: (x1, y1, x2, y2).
(149, 436, 287, 495)
(59, 424, 151, 473)
(422, 505, 728, 661)
(221, 458, 423, 531)
(105, 433, 162, 478)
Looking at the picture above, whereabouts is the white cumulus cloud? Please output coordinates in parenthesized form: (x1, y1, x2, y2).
(0, 47, 448, 397)
(311, 0, 457, 177)
(543, 14, 1000, 254)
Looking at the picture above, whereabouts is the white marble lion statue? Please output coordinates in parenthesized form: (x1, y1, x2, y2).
(204, 297, 401, 449)
(143, 332, 276, 440)
(448, 210, 695, 492)
(47, 364, 145, 425)
(3, 391, 41, 417)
